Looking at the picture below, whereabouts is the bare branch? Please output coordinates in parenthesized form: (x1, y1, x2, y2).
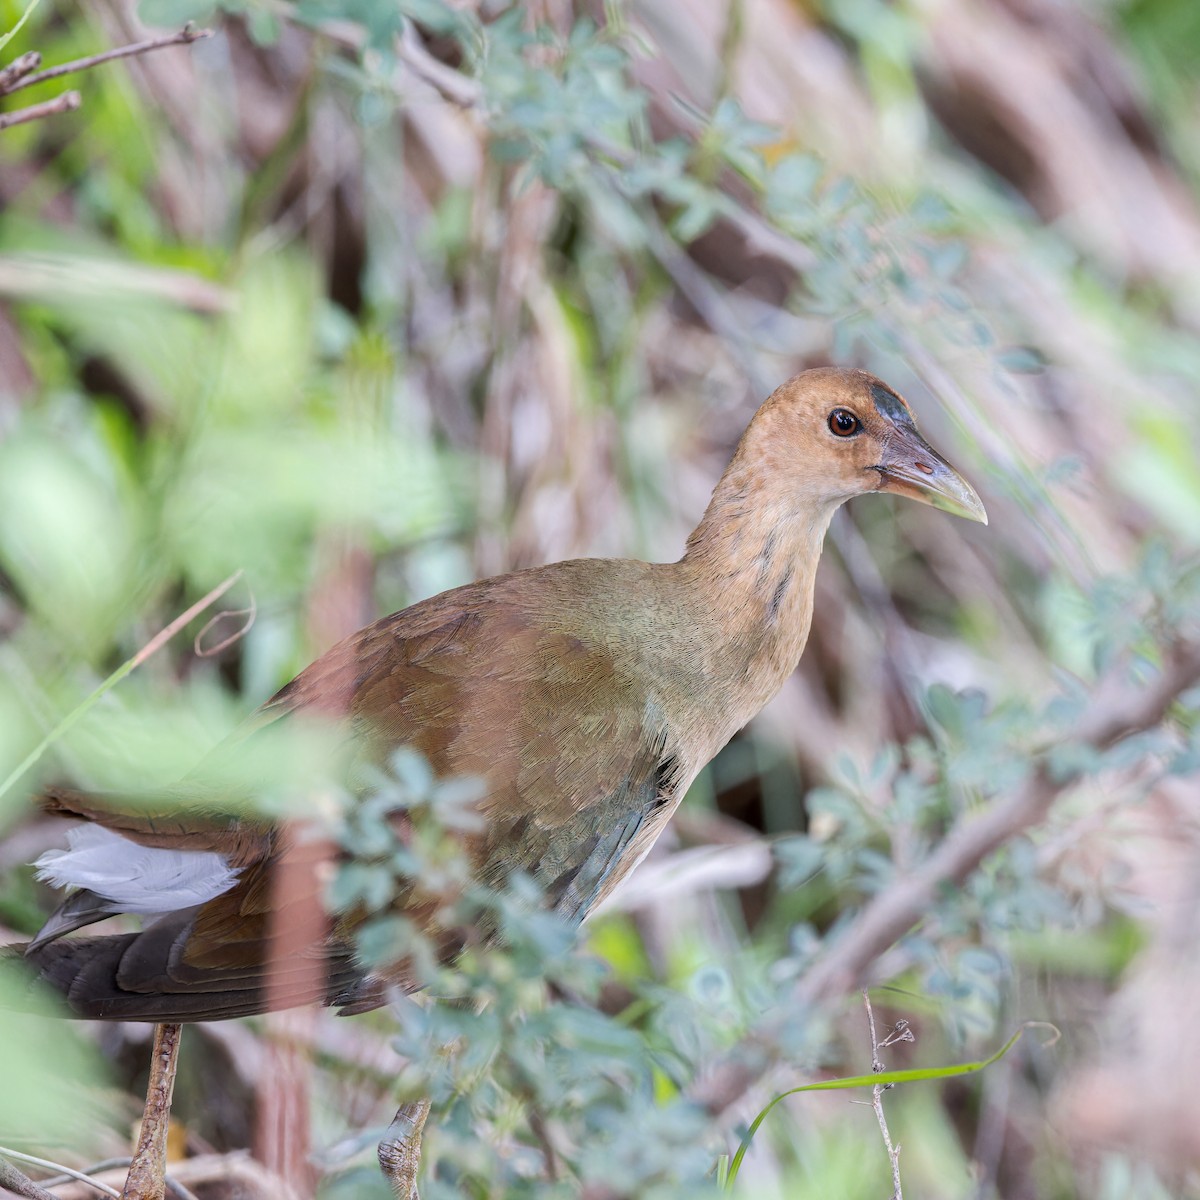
(792, 642, 1200, 1009)
(0, 255, 232, 313)
(1, 25, 211, 97)
(691, 643, 1200, 1119)
(0, 23, 211, 135)
(0, 89, 78, 130)
(396, 19, 482, 108)
(0, 51, 41, 94)
(26, 1159, 131, 1190)
(33, 1155, 259, 1200)
(128, 570, 245, 672)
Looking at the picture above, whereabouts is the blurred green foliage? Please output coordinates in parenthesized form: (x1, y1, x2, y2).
(0, 961, 109, 1143)
(2, 0, 1200, 1195)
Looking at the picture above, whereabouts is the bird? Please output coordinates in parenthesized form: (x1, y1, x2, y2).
(8, 367, 985, 1198)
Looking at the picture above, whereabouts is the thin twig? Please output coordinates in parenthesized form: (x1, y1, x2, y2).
(1, 25, 211, 96)
(0, 254, 232, 313)
(0, 89, 78, 130)
(160, 1179, 201, 1200)
(527, 1108, 560, 1183)
(159, 1178, 201, 1200)
(0, 1148, 119, 1197)
(0, 51, 41, 93)
(864, 989, 904, 1200)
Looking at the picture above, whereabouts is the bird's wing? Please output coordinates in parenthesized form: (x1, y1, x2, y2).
(341, 583, 682, 919)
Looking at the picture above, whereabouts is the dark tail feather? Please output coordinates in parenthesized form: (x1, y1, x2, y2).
(6, 934, 263, 1021)
(5, 936, 367, 1023)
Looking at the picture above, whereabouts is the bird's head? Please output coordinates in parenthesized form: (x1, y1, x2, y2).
(751, 367, 988, 525)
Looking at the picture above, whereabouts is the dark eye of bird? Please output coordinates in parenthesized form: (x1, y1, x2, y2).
(828, 408, 861, 437)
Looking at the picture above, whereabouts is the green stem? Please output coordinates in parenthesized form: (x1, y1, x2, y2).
(723, 1021, 1057, 1189)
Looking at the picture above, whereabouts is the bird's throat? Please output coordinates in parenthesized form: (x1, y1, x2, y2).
(678, 467, 836, 720)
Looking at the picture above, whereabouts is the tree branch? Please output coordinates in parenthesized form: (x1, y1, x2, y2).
(0, 25, 211, 97)
(0, 51, 41, 94)
(691, 642, 1200, 1119)
(0, 89, 78, 130)
(0, 24, 211, 135)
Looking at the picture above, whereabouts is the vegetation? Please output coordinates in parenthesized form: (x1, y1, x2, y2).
(2, 0, 1200, 1197)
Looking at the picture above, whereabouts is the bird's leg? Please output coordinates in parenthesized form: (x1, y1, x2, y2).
(377, 1097, 431, 1200)
(120, 1022, 182, 1200)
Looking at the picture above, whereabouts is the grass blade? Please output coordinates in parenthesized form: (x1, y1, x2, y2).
(723, 1020, 1058, 1188)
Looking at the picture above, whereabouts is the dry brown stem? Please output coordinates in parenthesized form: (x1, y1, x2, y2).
(253, 830, 333, 1195)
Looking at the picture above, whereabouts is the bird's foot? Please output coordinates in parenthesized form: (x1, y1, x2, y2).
(378, 1098, 431, 1200)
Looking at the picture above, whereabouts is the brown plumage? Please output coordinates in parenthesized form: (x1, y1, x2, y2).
(15, 367, 985, 1023)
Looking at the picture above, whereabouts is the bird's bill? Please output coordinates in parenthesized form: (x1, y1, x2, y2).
(874, 425, 988, 524)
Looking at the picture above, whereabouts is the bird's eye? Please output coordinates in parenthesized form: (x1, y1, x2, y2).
(828, 408, 861, 437)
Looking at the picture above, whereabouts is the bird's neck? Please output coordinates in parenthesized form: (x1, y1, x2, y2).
(677, 456, 836, 719)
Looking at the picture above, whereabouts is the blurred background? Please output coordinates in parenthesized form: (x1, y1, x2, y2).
(1, 0, 1200, 1197)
